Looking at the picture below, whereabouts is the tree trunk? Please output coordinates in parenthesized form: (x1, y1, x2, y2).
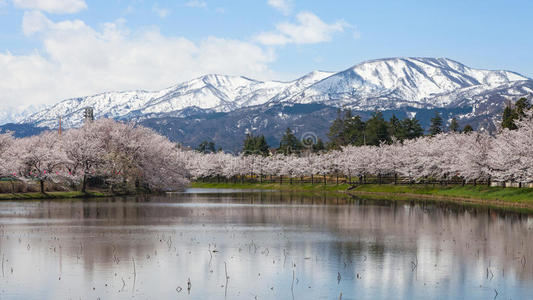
(290, 177, 293, 185)
(336, 174, 339, 185)
(81, 173, 88, 193)
(473, 179, 477, 186)
(323, 174, 326, 185)
(487, 176, 491, 187)
(378, 174, 382, 185)
(280, 175, 283, 185)
(311, 175, 314, 185)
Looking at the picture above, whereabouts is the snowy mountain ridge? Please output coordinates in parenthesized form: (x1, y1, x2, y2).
(16, 57, 533, 128)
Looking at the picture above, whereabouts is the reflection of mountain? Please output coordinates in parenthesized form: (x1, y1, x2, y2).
(0, 193, 532, 299)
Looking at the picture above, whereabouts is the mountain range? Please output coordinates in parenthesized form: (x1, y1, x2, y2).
(2, 57, 532, 151)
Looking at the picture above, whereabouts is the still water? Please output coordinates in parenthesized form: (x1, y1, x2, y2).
(0, 189, 532, 299)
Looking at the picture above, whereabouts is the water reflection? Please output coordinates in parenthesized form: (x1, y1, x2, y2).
(0, 190, 532, 299)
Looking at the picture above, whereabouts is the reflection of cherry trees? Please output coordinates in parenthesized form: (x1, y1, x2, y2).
(186, 112, 533, 186)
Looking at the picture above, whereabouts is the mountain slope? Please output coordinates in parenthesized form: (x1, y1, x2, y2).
(283, 57, 529, 109)
(22, 71, 334, 128)
(14, 57, 533, 139)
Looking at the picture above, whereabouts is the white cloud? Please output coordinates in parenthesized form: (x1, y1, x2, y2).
(12, 0, 87, 14)
(0, 12, 276, 109)
(185, 0, 206, 8)
(152, 5, 169, 18)
(255, 11, 348, 46)
(267, 0, 292, 15)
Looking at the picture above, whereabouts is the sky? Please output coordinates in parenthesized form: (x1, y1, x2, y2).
(0, 0, 532, 112)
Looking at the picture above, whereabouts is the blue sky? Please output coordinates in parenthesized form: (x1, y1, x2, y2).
(1, 0, 532, 110)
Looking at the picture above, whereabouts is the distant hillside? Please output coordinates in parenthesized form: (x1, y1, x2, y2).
(4, 57, 532, 150)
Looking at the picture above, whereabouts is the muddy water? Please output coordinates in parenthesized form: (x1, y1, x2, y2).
(0, 189, 532, 299)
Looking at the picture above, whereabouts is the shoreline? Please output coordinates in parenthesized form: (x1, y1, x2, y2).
(191, 182, 533, 212)
(0, 190, 136, 201)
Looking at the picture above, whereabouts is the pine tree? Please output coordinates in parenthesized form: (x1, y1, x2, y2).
(515, 97, 530, 118)
(401, 118, 424, 140)
(343, 114, 365, 146)
(312, 138, 325, 153)
(387, 114, 403, 139)
(429, 111, 443, 135)
(364, 111, 390, 145)
(326, 109, 346, 149)
(196, 140, 216, 153)
(243, 134, 270, 156)
(256, 135, 270, 156)
(278, 128, 303, 155)
(462, 124, 474, 133)
(501, 105, 518, 130)
(449, 117, 460, 133)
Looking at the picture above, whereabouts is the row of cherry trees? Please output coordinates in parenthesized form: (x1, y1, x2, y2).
(1, 112, 531, 193)
(0, 119, 189, 193)
(184, 111, 533, 186)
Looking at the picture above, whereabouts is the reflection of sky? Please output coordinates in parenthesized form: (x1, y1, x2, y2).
(0, 193, 532, 299)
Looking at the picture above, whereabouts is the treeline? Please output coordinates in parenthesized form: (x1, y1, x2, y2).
(235, 109, 474, 155)
(0, 119, 189, 193)
(185, 101, 533, 186)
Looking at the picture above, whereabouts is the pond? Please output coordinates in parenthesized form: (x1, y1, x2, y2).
(0, 189, 532, 299)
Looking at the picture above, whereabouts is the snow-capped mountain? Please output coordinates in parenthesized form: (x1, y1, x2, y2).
(0, 105, 44, 126)
(17, 57, 533, 129)
(285, 57, 530, 109)
(21, 71, 333, 128)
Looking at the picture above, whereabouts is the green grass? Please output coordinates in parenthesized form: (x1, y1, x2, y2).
(352, 184, 533, 202)
(191, 181, 533, 208)
(191, 181, 350, 193)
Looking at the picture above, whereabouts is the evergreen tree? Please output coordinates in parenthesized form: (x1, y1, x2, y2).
(400, 118, 424, 140)
(515, 97, 530, 118)
(327, 109, 365, 148)
(312, 138, 325, 153)
(429, 111, 443, 135)
(462, 124, 474, 133)
(449, 117, 460, 133)
(326, 109, 346, 149)
(501, 105, 518, 130)
(196, 140, 216, 153)
(343, 114, 365, 146)
(256, 135, 270, 156)
(364, 111, 390, 145)
(243, 134, 270, 156)
(387, 114, 403, 140)
(278, 128, 303, 155)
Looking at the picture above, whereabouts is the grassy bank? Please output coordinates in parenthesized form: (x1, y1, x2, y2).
(191, 181, 351, 193)
(191, 181, 533, 210)
(0, 190, 121, 200)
